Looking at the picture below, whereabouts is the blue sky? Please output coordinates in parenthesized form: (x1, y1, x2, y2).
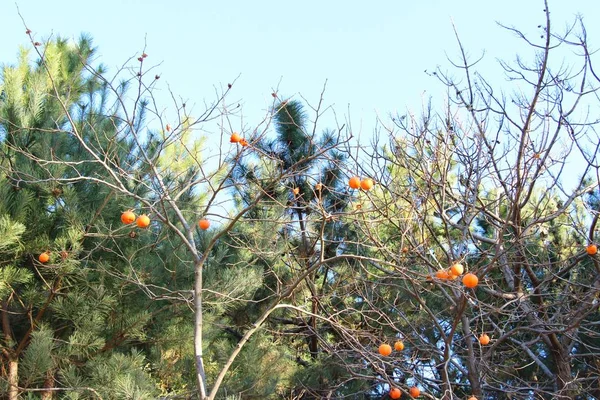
(0, 0, 598, 140)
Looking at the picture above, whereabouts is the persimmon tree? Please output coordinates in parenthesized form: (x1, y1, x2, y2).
(0, 29, 361, 399)
(331, 3, 600, 399)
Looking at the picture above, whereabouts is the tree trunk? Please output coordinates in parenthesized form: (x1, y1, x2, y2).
(2, 297, 18, 400)
(194, 261, 208, 399)
(8, 358, 18, 400)
(309, 296, 318, 359)
(297, 209, 319, 360)
(435, 358, 452, 399)
(554, 348, 575, 399)
(461, 314, 482, 397)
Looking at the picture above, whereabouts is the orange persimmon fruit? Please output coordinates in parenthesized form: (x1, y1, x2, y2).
(479, 333, 490, 345)
(462, 273, 479, 288)
(378, 343, 392, 356)
(409, 386, 420, 398)
(39, 252, 50, 263)
(587, 244, 597, 255)
(349, 176, 361, 189)
(230, 132, 242, 143)
(435, 270, 450, 280)
(121, 210, 136, 224)
(450, 263, 464, 276)
(136, 215, 150, 228)
(360, 178, 374, 191)
(198, 219, 210, 230)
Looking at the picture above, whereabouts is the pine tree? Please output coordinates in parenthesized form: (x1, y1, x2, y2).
(223, 99, 377, 398)
(0, 36, 165, 399)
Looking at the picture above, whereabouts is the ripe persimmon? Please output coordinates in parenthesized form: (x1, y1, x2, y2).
(198, 219, 210, 230)
(240, 138, 249, 147)
(136, 215, 150, 228)
(292, 187, 300, 196)
(378, 343, 392, 356)
(468, 396, 478, 400)
(448, 271, 459, 280)
(479, 333, 490, 345)
(450, 263, 464, 276)
(409, 386, 420, 398)
(462, 273, 479, 288)
(349, 176, 361, 189)
(39, 252, 50, 263)
(389, 387, 401, 399)
(121, 210, 136, 224)
(587, 244, 597, 255)
(394, 340, 404, 351)
(435, 270, 450, 280)
(360, 178, 374, 191)
(230, 132, 242, 143)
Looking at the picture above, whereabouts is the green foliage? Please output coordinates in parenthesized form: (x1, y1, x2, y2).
(20, 325, 55, 386)
(0, 215, 26, 251)
(0, 265, 32, 300)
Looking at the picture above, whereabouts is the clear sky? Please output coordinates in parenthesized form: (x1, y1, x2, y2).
(0, 0, 598, 141)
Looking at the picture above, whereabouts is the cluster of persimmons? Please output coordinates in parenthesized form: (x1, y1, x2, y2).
(376, 246, 598, 398)
(37, 211, 210, 264)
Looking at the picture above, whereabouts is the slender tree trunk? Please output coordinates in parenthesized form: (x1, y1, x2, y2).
(194, 261, 208, 399)
(8, 358, 18, 400)
(2, 297, 18, 400)
(297, 209, 319, 359)
(461, 314, 482, 397)
(309, 295, 318, 359)
(435, 355, 452, 399)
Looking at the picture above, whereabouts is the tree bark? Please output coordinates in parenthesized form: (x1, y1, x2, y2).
(554, 347, 575, 399)
(461, 314, 482, 396)
(8, 358, 19, 400)
(297, 209, 319, 360)
(194, 260, 208, 399)
(2, 297, 18, 400)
